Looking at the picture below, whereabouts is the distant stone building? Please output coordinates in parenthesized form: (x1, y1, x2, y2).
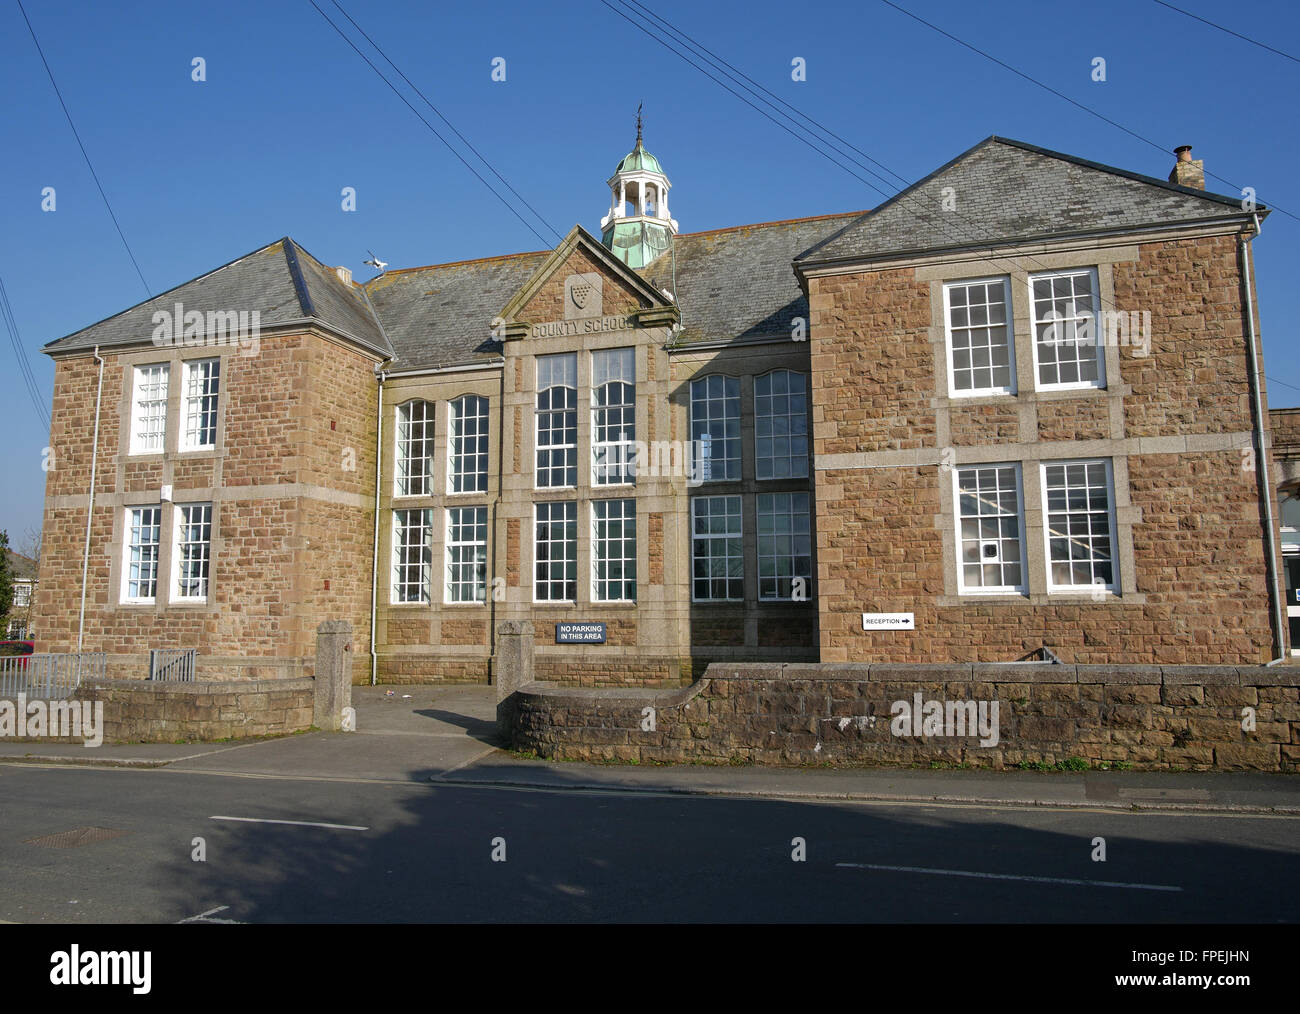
(35, 134, 1287, 683)
(4, 550, 37, 639)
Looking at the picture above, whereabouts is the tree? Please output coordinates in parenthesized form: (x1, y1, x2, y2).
(0, 530, 12, 624)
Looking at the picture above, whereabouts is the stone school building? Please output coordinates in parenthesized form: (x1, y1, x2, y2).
(36, 134, 1288, 686)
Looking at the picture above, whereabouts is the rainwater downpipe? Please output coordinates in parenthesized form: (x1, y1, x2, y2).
(77, 345, 104, 652)
(369, 368, 386, 685)
(1241, 216, 1287, 663)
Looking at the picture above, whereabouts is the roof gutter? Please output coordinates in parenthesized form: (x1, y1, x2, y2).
(1240, 217, 1287, 664)
(77, 345, 104, 653)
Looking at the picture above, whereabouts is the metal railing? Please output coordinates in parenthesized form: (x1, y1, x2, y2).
(149, 648, 197, 682)
(0, 652, 105, 699)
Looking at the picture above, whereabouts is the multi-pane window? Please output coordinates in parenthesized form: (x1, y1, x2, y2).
(690, 375, 741, 482)
(1043, 459, 1116, 591)
(181, 359, 220, 450)
(130, 364, 169, 454)
(757, 492, 812, 601)
(1031, 268, 1104, 390)
(945, 278, 1014, 395)
(123, 506, 162, 601)
(755, 370, 808, 480)
(691, 495, 743, 601)
(395, 401, 435, 497)
(174, 503, 213, 600)
(445, 506, 488, 603)
(392, 508, 433, 603)
(536, 354, 578, 488)
(954, 465, 1025, 593)
(448, 395, 490, 494)
(592, 348, 636, 485)
(592, 499, 636, 602)
(534, 501, 577, 601)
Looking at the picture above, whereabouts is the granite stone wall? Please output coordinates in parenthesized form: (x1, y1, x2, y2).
(509, 662, 1300, 771)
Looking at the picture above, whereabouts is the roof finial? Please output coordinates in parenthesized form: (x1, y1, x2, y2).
(635, 101, 643, 147)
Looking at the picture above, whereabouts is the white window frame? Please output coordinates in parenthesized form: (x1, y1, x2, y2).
(129, 364, 170, 455)
(756, 492, 813, 602)
(591, 498, 636, 603)
(689, 374, 741, 482)
(444, 506, 488, 604)
(943, 276, 1016, 398)
(536, 354, 578, 490)
(953, 463, 1027, 595)
(591, 347, 636, 487)
(172, 502, 213, 602)
(394, 400, 435, 498)
(533, 501, 577, 603)
(447, 395, 490, 495)
(391, 508, 433, 604)
(1041, 458, 1119, 594)
(754, 369, 809, 480)
(121, 506, 162, 603)
(180, 358, 220, 451)
(1028, 267, 1105, 392)
(691, 495, 743, 602)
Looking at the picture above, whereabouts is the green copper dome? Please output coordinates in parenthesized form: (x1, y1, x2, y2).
(614, 141, 663, 176)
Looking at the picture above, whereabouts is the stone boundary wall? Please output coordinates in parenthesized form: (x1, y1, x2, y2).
(0, 678, 315, 745)
(91, 654, 312, 682)
(509, 662, 1300, 771)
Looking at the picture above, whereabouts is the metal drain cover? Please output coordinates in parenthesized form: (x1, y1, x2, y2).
(24, 827, 129, 848)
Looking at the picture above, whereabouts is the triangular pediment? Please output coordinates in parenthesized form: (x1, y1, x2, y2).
(497, 225, 678, 340)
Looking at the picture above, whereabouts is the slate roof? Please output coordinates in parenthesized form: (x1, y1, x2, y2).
(797, 136, 1259, 268)
(43, 239, 390, 357)
(43, 136, 1256, 370)
(5, 550, 37, 582)
(364, 250, 550, 371)
(643, 212, 864, 345)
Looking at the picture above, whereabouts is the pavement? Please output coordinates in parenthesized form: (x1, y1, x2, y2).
(1, 683, 1297, 814)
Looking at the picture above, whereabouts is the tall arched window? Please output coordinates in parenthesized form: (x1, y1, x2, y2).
(448, 395, 490, 494)
(592, 347, 635, 486)
(536, 354, 577, 488)
(395, 400, 435, 497)
(689, 374, 740, 482)
(754, 370, 808, 480)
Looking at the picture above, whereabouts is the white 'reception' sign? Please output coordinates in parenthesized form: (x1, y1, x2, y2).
(863, 613, 915, 630)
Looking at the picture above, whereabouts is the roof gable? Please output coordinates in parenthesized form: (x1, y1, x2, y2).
(498, 225, 673, 327)
(797, 136, 1257, 268)
(43, 238, 390, 358)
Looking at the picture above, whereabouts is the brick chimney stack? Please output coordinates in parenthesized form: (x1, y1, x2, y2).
(1169, 145, 1205, 190)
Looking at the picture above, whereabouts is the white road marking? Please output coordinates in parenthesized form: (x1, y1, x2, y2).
(836, 862, 1182, 892)
(178, 905, 243, 924)
(210, 816, 368, 831)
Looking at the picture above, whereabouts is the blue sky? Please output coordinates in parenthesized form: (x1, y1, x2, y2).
(2, 0, 1297, 543)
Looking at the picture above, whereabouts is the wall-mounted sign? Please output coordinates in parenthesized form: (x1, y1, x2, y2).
(531, 315, 637, 339)
(863, 613, 914, 630)
(556, 622, 607, 644)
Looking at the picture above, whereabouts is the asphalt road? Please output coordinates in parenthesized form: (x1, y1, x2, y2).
(1, 763, 1295, 923)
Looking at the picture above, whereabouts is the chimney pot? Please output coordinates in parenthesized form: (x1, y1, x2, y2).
(334, 266, 353, 286)
(1169, 146, 1205, 191)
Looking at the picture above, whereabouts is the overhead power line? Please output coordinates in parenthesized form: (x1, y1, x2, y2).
(0, 273, 51, 432)
(876, 0, 1297, 223)
(16, 0, 151, 295)
(1151, 0, 1300, 65)
(600, 0, 1297, 398)
(328, 0, 561, 246)
(307, 0, 561, 249)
